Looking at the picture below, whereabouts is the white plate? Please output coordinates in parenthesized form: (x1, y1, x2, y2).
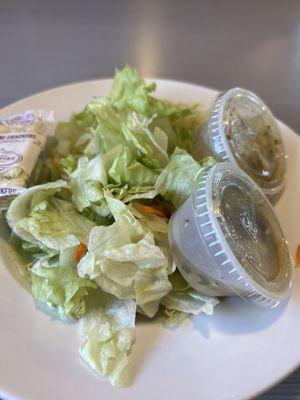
(0, 79, 300, 400)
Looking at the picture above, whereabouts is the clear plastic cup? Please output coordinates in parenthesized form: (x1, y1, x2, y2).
(169, 162, 293, 308)
(193, 88, 287, 198)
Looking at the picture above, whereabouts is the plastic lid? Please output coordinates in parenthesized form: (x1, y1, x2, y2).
(208, 88, 287, 196)
(192, 162, 293, 307)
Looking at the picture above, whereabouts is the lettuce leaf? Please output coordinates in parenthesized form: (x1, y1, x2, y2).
(79, 290, 136, 387)
(69, 155, 107, 212)
(54, 108, 96, 156)
(162, 271, 219, 328)
(30, 254, 97, 319)
(155, 150, 215, 208)
(110, 66, 159, 117)
(6, 65, 216, 389)
(155, 148, 200, 208)
(108, 146, 159, 187)
(110, 65, 206, 152)
(7, 181, 95, 251)
(78, 195, 171, 317)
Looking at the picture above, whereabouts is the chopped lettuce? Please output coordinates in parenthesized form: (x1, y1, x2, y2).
(31, 254, 97, 319)
(108, 146, 159, 187)
(79, 290, 136, 387)
(155, 150, 215, 208)
(68, 155, 107, 211)
(110, 65, 160, 117)
(78, 195, 172, 317)
(7, 181, 95, 251)
(110, 65, 206, 152)
(162, 271, 219, 328)
(155, 148, 200, 208)
(6, 65, 219, 388)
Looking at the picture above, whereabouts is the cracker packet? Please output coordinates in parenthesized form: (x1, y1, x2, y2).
(0, 110, 54, 208)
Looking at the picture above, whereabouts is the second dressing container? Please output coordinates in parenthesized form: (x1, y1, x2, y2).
(193, 88, 287, 198)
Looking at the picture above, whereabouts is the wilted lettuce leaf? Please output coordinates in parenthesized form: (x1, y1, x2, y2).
(30, 254, 97, 319)
(110, 65, 206, 152)
(68, 155, 107, 212)
(155, 149, 215, 208)
(7, 181, 95, 251)
(155, 148, 200, 208)
(6, 64, 215, 389)
(78, 195, 171, 317)
(162, 271, 219, 328)
(108, 146, 159, 187)
(79, 290, 136, 387)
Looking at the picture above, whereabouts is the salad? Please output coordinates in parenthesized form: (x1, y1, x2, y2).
(6, 66, 219, 387)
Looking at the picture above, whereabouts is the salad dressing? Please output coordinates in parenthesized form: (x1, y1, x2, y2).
(169, 162, 293, 307)
(194, 88, 287, 197)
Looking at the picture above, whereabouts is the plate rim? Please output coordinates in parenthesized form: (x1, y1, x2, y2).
(0, 78, 299, 400)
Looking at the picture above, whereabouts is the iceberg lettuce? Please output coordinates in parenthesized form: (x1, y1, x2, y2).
(79, 290, 136, 387)
(7, 181, 95, 251)
(6, 65, 219, 388)
(30, 254, 97, 319)
(162, 271, 219, 328)
(78, 195, 172, 317)
(155, 150, 215, 208)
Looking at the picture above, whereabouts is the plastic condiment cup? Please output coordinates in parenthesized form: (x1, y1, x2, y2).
(169, 162, 293, 308)
(193, 88, 287, 198)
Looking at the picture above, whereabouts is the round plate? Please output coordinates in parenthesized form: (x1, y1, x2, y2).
(0, 79, 299, 400)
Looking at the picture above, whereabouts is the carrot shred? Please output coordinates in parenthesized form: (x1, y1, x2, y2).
(136, 204, 168, 219)
(296, 244, 300, 268)
(74, 243, 87, 262)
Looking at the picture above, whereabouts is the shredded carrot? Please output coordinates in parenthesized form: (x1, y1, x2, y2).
(296, 244, 300, 268)
(74, 243, 87, 262)
(136, 204, 168, 219)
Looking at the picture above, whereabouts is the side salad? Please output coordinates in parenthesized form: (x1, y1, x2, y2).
(6, 66, 218, 387)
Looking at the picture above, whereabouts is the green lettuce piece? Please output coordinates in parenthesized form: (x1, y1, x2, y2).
(59, 246, 78, 269)
(79, 290, 136, 387)
(110, 66, 206, 152)
(163, 309, 190, 329)
(55, 108, 96, 156)
(75, 98, 169, 179)
(78, 195, 171, 317)
(104, 194, 146, 241)
(88, 98, 165, 161)
(110, 66, 159, 117)
(6, 65, 216, 389)
(121, 186, 157, 203)
(110, 65, 182, 119)
(30, 255, 97, 319)
(130, 204, 168, 234)
(99, 183, 157, 204)
(155, 149, 215, 208)
(121, 113, 169, 169)
(7, 181, 95, 251)
(155, 147, 200, 208)
(77, 223, 135, 299)
(18, 197, 94, 251)
(60, 154, 78, 176)
(86, 98, 126, 155)
(134, 266, 171, 316)
(7, 181, 67, 245)
(69, 155, 107, 212)
(108, 146, 159, 187)
(170, 105, 206, 153)
(130, 204, 175, 275)
(37, 156, 64, 184)
(162, 271, 219, 328)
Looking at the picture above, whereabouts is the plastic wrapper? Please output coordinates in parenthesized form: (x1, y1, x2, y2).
(0, 110, 54, 208)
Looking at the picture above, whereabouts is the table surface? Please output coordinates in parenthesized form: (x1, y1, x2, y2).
(1, 0, 300, 399)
